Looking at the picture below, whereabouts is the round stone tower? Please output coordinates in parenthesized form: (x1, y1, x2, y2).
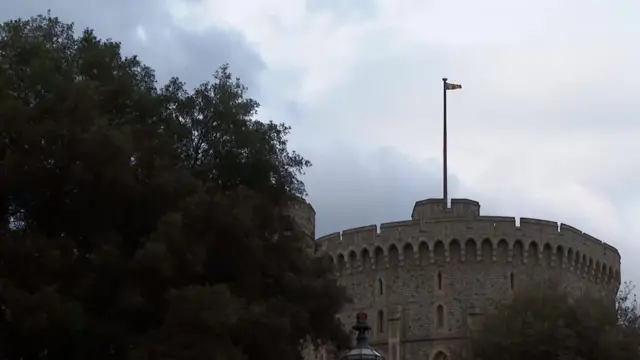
(286, 195, 317, 252)
(315, 198, 621, 360)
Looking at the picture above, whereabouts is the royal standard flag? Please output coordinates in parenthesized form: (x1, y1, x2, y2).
(445, 82, 462, 90)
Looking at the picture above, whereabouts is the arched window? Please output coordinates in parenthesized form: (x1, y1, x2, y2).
(437, 272, 443, 290)
(378, 278, 384, 296)
(510, 272, 515, 290)
(377, 310, 384, 333)
(436, 304, 444, 329)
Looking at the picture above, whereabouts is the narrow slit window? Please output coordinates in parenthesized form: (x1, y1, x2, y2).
(377, 310, 384, 333)
(437, 272, 442, 290)
(378, 278, 384, 296)
(510, 272, 515, 290)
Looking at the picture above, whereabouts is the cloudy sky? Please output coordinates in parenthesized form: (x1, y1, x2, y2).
(3, 0, 640, 285)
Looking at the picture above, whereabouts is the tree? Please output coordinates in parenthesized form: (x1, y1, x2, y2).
(160, 68, 311, 199)
(0, 13, 348, 360)
(472, 282, 640, 360)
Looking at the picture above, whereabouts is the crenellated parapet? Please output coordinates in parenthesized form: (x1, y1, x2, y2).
(317, 198, 621, 291)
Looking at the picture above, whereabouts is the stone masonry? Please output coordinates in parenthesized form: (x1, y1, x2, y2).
(307, 198, 621, 360)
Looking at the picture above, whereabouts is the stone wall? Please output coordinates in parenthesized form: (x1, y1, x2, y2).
(286, 195, 316, 251)
(316, 198, 621, 360)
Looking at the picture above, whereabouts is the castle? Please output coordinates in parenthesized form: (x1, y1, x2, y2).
(294, 197, 621, 360)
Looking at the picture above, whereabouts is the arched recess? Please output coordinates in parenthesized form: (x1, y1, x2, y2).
(436, 304, 445, 329)
(449, 239, 461, 262)
(528, 241, 539, 265)
(496, 239, 508, 263)
(556, 245, 565, 268)
(374, 246, 384, 269)
(361, 249, 371, 271)
(403, 243, 414, 267)
(348, 250, 358, 271)
(481, 238, 492, 262)
(388, 244, 400, 267)
(574, 251, 582, 273)
(512, 240, 524, 265)
(588, 258, 595, 278)
(567, 248, 574, 269)
(418, 242, 429, 265)
(431, 350, 450, 360)
(337, 253, 346, 272)
(434, 241, 446, 264)
(464, 238, 477, 262)
(584, 256, 591, 278)
(542, 243, 552, 266)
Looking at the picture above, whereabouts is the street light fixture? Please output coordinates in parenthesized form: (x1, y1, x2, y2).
(340, 313, 385, 360)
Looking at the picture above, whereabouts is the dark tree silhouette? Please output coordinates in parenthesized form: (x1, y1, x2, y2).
(472, 282, 640, 360)
(0, 13, 348, 360)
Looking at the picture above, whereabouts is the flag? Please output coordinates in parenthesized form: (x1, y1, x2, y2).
(445, 82, 462, 90)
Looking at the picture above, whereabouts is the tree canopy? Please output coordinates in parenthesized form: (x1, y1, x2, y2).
(472, 282, 640, 360)
(0, 13, 348, 360)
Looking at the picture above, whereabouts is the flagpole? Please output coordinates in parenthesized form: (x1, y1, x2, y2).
(442, 77, 448, 209)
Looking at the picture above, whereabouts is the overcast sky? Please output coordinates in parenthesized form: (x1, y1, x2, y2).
(3, 0, 640, 286)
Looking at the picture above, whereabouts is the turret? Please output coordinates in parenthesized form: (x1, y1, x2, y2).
(411, 198, 480, 220)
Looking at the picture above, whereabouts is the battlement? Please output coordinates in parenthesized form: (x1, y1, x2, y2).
(316, 198, 621, 289)
(411, 198, 480, 220)
(318, 199, 617, 254)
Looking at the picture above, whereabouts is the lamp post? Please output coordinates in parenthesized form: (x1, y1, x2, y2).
(340, 313, 385, 360)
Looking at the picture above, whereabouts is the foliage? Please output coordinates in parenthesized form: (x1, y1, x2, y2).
(0, 13, 348, 360)
(472, 282, 640, 360)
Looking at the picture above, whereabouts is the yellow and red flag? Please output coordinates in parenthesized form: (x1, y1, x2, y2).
(445, 82, 462, 90)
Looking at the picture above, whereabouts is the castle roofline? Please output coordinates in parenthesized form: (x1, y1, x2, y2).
(411, 198, 480, 220)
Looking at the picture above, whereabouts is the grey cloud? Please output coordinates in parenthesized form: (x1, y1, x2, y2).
(305, 0, 377, 22)
(291, 38, 640, 143)
(285, 45, 465, 145)
(133, 27, 265, 91)
(0, 0, 265, 91)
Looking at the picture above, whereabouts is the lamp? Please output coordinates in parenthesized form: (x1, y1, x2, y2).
(340, 313, 385, 360)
